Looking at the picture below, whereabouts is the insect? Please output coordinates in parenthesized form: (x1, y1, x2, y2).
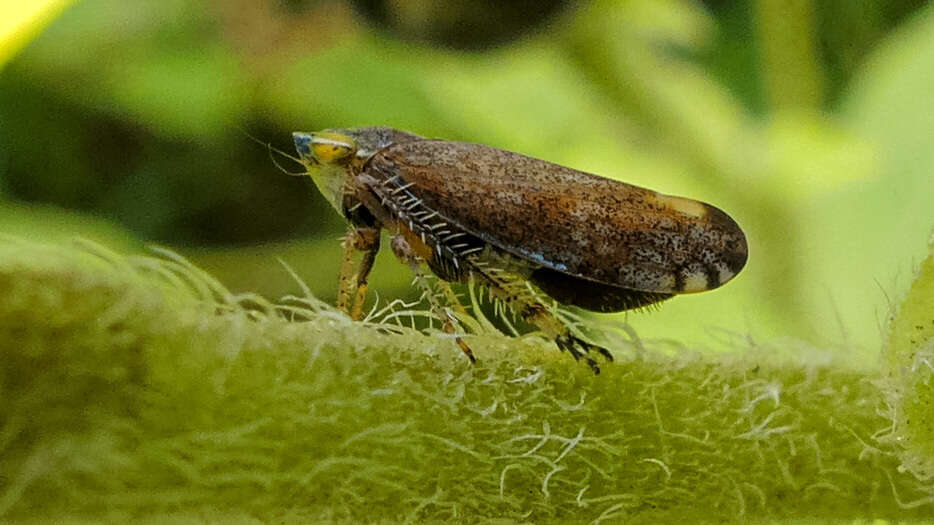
(286, 127, 747, 373)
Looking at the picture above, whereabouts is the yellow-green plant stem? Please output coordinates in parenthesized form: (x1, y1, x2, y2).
(0, 238, 932, 523)
(883, 231, 934, 481)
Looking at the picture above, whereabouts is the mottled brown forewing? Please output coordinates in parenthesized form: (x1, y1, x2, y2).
(365, 140, 747, 294)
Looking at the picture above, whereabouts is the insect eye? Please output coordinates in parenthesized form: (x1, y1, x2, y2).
(311, 132, 356, 163)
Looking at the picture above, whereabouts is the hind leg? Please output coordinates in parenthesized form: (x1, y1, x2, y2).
(474, 269, 612, 374)
(520, 301, 612, 374)
(390, 235, 476, 363)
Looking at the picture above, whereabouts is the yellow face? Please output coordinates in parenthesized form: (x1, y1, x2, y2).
(290, 127, 424, 215)
(292, 131, 358, 214)
(292, 131, 357, 165)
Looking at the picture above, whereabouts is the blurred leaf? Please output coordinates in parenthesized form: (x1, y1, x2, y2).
(420, 44, 634, 162)
(844, 4, 934, 172)
(260, 36, 457, 135)
(0, 201, 140, 250)
(785, 2, 934, 353)
(0, 76, 103, 206)
(103, 45, 247, 140)
(564, 0, 754, 191)
(760, 111, 874, 198)
(815, 0, 929, 104)
(348, 0, 574, 50)
(0, 0, 74, 69)
(754, 0, 826, 110)
(9, 0, 246, 141)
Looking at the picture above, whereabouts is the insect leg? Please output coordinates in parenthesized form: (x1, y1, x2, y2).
(390, 235, 476, 363)
(435, 279, 470, 318)
(336, 226, 380, 316)
(473, 270, 611, 374)
(336, 230, 356, 314)
(350, 228, 380, 321)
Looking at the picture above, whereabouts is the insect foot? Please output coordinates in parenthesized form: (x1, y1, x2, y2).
(554, 334, 613, 375)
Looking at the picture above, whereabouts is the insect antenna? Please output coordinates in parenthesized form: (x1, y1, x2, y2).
(267, 148, 309, 177)
(238, 126, 309, 176)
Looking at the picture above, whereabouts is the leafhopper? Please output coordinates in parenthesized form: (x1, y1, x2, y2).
(288, 127, 747, 373)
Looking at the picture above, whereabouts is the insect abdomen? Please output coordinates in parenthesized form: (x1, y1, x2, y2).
(531, 268, 672, 312)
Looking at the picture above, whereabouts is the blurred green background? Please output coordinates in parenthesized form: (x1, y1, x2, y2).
(1, 0, 932, 362)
